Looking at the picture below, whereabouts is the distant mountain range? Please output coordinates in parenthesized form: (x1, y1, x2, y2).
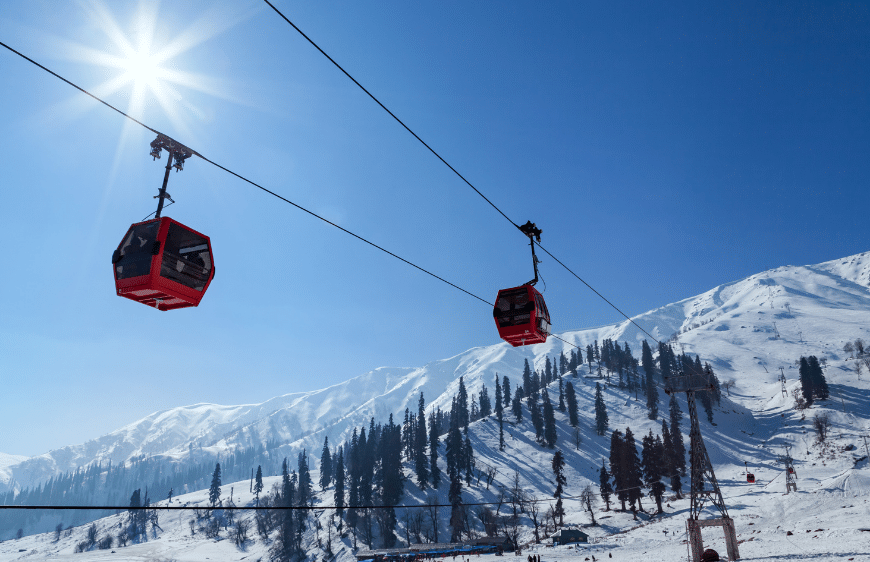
(4, 250, 869, 494)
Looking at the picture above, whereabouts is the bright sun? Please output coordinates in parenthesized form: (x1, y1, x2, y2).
(60, 1, 248, 140)
(125, 49, 161, 89)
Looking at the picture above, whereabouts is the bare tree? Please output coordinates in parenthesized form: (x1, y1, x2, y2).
(843, 341, 855, 358)
(855, 339, 865, 356)
(580, 485, 597, 526)
(573, 428, 582, 450)
(500, 513, 521, 553)
(508, 471, 527, 517)
(232, 518, 250, 546)
(475, 506, 499, 537)
(425, 495, 439, 544)
(474, 463, 498, 489)
(528, 500, 541, 543)
(813, 412, 831, 442)
(721, 379, 736, 396)
(545, 504, 557, 534)
(410, 510, 425, 543)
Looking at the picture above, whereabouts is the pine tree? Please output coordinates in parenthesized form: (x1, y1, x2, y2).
(662, 420, 683, 498)
(495, 376, 505, 451)
(799, 356, 814, 406)
(415, 393, 429, 488)
(429, 412, 441, 489)
(530, 396, 544, 443)
(209, 463, 222, 507)
(808, 355, 829, 400)
(641, 430, 667, 514)
(551, 450, 566, 527)
(544, 356, 552, 385)
(347, 429, 360, 534)
(558, 374, 566, 411)
(594, 383, 609, 436)
(542, 390, 557, 447)
(464, 432, 474, 485)
(333, 449, 345, 519)
(479, 384, 492, 418)
(599, 461, 613, 511)
(457, 377, 470, 429)
(297, 450, 312, 506)
(642, 341, 658, 419)
(586, 344, 594, 374)
(609, 430, 627, 511)
(522, 359, 533, 397)
(512, 388, 524, 422)
(320, 437, 333, 490)
(622, 428, 644, 517)
(253, 465, 264, 507)
(502, 376, 511, 410)
(376, 414, 403, 548)
(565, 382, 579, 427)
(445, 411, 465, 542)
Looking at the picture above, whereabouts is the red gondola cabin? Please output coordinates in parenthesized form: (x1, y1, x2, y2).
(493, 284, 551, 347)
(746, 473, 755, 483)
(112, 217, 214, 310)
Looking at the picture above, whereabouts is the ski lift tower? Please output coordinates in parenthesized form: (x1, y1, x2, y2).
(665, 367, 739, 562)
(776, 445, 798, 494)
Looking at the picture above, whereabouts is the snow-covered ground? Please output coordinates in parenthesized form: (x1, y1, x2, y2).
(2, 251, 870, 560)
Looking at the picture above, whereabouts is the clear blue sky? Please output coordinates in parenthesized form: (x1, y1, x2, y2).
(1, 1, 868, 457)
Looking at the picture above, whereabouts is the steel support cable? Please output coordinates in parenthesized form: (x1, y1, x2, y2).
(536, 242, 660, 344)
(0, 40, 491, 308)
(1, 39, 658, 347)
(261, 2, 663, 345)
(261, 0, 519, 231)
(1, 492, 593, 512)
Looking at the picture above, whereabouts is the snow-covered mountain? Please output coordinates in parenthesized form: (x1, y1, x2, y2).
(3, 251, 870, 494)
(2, 250, 870, 560)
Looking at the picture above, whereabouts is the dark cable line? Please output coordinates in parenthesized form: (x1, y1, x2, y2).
(259, 3, 662, 344)
(536, 242, 660, 344)
(1, 492, 590, 512)
(1, 38, 659, 345)
(0, 40, 491, 308)
(261, 0, 519, 231)
(0, 41, 160, 137)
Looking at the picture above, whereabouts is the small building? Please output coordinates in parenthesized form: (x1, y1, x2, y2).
(551, 529, 588, 546)
(355, 536, 513, 561)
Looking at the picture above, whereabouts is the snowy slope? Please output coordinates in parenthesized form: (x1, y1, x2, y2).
(4, 251, 870, 494)
(2, 251, 870, 560)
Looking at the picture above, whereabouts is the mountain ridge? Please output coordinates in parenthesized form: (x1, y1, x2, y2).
(3, 249, 868, 494)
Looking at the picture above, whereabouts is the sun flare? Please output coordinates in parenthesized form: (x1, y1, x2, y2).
(125, 49, 162, 90)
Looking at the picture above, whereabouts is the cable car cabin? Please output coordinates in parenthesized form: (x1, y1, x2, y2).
(493, 284, 551, 347)
(788, 467, 795, 475)
(746, 473, 755, 483)
(112, 217, 214, 310)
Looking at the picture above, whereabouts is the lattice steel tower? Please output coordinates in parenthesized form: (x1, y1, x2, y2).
(665, 367, 739, 562)
(776, 445, 798, 493)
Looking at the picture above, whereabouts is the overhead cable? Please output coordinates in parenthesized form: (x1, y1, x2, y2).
(260, 2, 660, 344)
(0, 40, 491, 308)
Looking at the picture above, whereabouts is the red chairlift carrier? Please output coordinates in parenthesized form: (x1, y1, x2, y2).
(493, 221, 551, 347)
(112, 135, 214, 311)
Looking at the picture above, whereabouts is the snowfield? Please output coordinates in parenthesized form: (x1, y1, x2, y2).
(2, 251, 870, 561)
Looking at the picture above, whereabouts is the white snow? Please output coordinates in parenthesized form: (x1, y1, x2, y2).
(2, 250, 870, 560)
